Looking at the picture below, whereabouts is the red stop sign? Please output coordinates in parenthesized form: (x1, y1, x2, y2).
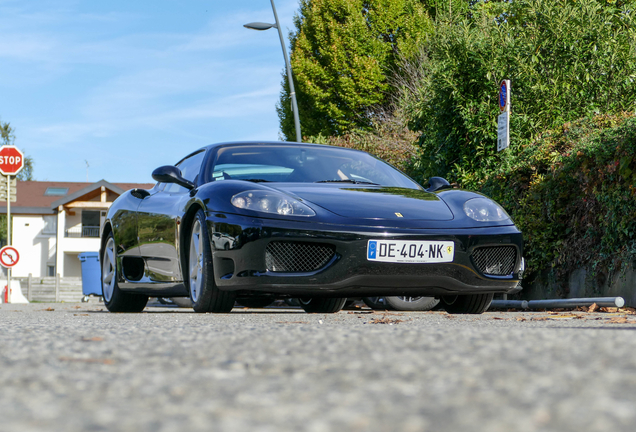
(0, 146, 24, 175)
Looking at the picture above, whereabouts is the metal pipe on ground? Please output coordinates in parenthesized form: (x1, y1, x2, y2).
(527, 297, 625, 309)
(489, 297, 625, 311)
(489, 300, 529, 310)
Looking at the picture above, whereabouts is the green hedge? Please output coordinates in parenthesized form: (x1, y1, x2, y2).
(481, 113, 636, 281)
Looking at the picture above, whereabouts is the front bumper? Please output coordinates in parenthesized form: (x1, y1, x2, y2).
(208, 213, 523, 298)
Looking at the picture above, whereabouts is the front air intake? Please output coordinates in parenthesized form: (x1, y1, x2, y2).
(265, 242, 336, 273)
(472, 246, 517, 276)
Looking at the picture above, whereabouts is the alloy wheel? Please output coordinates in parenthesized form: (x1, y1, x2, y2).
(396, 296, 423, 303)
(189, 219, 203, 302)
(102, 237, 116, 302)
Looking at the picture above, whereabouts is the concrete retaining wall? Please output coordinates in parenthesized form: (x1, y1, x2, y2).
(520, 265, 636, 307)
(15, 276, 88, 303)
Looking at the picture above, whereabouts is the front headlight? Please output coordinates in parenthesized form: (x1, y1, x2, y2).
(463, 198, 511, 222)
(231, 190, 315, 217)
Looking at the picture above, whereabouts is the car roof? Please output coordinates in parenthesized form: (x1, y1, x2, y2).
(203, 140, 354, 151)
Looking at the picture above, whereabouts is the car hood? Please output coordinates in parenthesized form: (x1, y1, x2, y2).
(270, 185, 455, 221)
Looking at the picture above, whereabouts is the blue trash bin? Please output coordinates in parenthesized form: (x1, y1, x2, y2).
(78, 252, 101, 301)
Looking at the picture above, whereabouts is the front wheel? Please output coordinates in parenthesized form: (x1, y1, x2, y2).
(440, 293, 493, 314)
(384, 296, 439, 311)
(101, 233, 148, 312)
(299, 298, 346, 313)
(362, 297, 392, 310)
(187, 209, 235, 313)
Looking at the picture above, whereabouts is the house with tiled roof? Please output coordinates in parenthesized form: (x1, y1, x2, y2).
(0, 180, 154, 278)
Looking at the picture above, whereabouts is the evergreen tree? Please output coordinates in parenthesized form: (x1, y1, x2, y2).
(278, 0, 434, 140)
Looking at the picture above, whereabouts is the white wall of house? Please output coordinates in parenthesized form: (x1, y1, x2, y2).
(65, 212, 82, 235)
(64, 252, 82, 277)
(8, 209, 104, 278)
(11, 215, 56, 278)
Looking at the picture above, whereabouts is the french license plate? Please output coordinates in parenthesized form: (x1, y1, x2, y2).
(367, 240, 454, 263)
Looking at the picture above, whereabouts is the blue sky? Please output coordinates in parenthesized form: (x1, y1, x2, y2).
(0, 0, 300, 183)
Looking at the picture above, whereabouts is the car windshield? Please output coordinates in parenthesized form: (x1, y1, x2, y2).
(210, 144, 422, 189)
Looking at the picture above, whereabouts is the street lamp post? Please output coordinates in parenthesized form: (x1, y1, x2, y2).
(244, 0, 302, 143)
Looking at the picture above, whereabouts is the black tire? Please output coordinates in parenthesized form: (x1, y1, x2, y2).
(237, 297, 275, 308)
(362, 297, 392, 310)
(299, 297, 347, 313)
(384, 296, 439, 311)
(187, 209, 236, 313)
(440, 293, 494, 314)
(101, 232, 148, 312)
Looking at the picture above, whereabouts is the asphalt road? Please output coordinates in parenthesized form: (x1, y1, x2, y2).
(1, 302, 636, 432)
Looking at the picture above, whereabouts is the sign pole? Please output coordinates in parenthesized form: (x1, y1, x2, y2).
(7, 174, 10, 245)
(0, 146, 25, 303)
(6, 174, 10, 302)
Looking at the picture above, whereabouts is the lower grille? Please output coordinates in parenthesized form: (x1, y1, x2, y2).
(265, 242, 336, 273)
(472, 246, 517, 276)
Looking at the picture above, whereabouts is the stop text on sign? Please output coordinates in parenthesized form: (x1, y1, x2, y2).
(0, 156, 21, 165)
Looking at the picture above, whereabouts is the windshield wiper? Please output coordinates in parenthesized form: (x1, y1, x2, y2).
(243, 179, 271, 183)
(315, 179, 379, 185)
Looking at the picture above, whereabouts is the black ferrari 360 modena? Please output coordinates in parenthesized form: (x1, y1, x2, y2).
(101, 141, 523, 314)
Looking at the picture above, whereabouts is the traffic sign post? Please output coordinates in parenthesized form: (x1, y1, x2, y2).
(497, 80, 511, 152)
(0, 146, 24, 304)
(0, 246, 19, 304)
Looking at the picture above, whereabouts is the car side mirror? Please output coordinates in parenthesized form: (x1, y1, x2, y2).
(427, 177, 452, 192)
(152, 165, 195, 190)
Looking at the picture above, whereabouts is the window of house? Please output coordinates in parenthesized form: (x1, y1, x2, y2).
(44, 187, 69, 196)
(81, 210, 101, 237)
(47, 265, 55, 277)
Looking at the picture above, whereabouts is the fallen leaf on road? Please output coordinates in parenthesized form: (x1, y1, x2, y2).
(588, 303, 599, 313)
(531, 317, 549, 321)
(516, 317, 527, 322)
(606, 317, 633, 324)
(41, 307, 54, 311)
(369, 315, 403, 324)
(81, 336, 104, 342)
(74, 314, 89, 317)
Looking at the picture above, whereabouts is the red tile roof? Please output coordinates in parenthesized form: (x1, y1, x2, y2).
(0, 180, 155, 214)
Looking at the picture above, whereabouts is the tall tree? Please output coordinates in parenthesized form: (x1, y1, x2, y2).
(278, 0, 434, 141)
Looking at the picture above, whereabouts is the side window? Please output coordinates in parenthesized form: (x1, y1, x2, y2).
(163, 151, 205, 193)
